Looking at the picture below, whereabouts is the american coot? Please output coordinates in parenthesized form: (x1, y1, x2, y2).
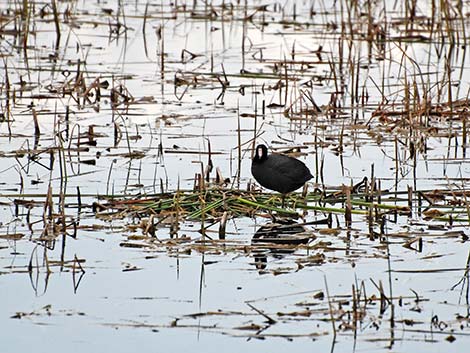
(251, 144, 313, 194)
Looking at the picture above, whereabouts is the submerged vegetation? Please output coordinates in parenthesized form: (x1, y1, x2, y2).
(1, 0, 470, 351)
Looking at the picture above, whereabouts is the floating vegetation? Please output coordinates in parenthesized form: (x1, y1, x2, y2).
(94, 184, 470, 225)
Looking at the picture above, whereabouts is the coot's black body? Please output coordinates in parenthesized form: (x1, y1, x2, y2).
(251, 144, 313, 194)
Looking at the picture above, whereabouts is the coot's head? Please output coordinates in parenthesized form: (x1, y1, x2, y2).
(253, 144, 268, 162)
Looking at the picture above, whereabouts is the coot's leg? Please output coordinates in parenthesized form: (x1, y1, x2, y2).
(281, 194, 286, 208)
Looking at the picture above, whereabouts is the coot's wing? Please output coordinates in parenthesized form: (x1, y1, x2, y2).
(271, 153, 313, 183)
(251, 152, 313, 193)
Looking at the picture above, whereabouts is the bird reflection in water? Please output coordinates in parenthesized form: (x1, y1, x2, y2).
(251, 220, 314, 271)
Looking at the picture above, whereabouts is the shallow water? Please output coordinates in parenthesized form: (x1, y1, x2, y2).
(1, 0, 470, 351)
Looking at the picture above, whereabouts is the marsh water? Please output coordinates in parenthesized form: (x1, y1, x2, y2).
(1, 0, 470, 352)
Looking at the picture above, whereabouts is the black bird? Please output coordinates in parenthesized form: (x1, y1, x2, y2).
(251, 144, 313, 195)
